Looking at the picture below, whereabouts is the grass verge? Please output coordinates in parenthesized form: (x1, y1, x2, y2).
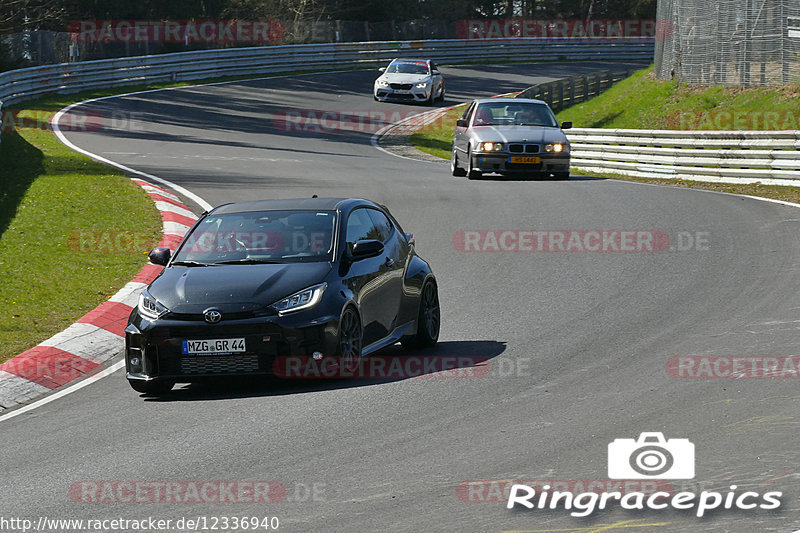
(407, 66, 800, 206)
(0, 107, 164, 364)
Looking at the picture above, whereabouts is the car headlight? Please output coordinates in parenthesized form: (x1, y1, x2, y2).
(415, 81, 428, 88)
(270, 282, 327, 315)
(480, 142, 503, 151)
(545, 143, 569, 153)
(376, 79, 389, 87)
(138, 290, 168, 320)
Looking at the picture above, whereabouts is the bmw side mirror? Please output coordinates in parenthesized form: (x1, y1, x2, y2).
(351, 239, 384, 260)
(378, 67, 386, 72)
(561, 121, 573, 130)
(456, 119, 468, 128)
(148, 247, 171, 266)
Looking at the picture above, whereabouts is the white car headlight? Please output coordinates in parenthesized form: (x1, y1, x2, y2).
(376, 79, 389, 87)
(415, 81, 429, 88)
(545, 143, 569, 153)
(480, 142, 503, 151)
(138, 290, 168, 320)
(270, 282, 327, 315)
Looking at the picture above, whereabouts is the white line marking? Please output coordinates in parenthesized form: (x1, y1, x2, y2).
(0, 361, 125, 424)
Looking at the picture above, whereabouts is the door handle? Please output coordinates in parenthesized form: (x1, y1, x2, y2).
(384, 257, 394, 267)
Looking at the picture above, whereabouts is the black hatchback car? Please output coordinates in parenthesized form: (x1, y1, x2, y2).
(125, 197, 440, 394)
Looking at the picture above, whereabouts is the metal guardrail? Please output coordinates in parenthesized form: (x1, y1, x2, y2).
(0, 38, 654, 106)
(516, 68, 638, 111)
(566, 128, 800, 181)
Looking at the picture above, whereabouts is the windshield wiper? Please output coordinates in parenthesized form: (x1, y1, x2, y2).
(170, 260, 210, 267)
(212, 258, 285, 265)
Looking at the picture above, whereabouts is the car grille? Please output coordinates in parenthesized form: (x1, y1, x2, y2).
(509, 144, 540, 153)
(180, 355, 260, 375)
(389, 83, 413, 90)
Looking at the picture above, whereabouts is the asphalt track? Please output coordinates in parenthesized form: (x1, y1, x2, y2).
(3, 61, 800, 532)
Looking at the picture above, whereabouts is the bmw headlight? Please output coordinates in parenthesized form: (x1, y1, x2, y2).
(270, 282, 327, 315)
(138, 290, 168, 320)
(376, 79, 389, 87)
(480, 142, 503, 151)
(545, 143, 568, 153)
(415, 81, 429, 88)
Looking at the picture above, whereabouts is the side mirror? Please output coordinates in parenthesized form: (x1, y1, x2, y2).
(432, 70, 440, 75)
(561, 121, 573, 130)
(378, 66, 386, 72)
(405, 232, 415, 245)
(148, 247, 171, 266)
(456, 119, 468, 128)
(351, 239, 384, 260)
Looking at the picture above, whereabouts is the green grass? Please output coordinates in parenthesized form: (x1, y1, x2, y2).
(0, 109, 163, 364)
(408, 66, 800, 206)
(556, 66, 800, 130)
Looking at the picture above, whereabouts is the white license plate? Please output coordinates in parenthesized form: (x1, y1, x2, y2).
(182, 338, 246, 355)
(392, 90, 409, 94)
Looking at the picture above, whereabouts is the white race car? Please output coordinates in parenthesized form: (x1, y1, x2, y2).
(373, 58, 445, 105)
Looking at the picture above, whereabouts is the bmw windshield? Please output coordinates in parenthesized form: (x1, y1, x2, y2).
(386, 61, 430, 75)
(473, 102, 559, 127)
(173, 209, 337, 264)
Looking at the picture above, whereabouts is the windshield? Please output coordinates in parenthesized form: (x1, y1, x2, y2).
(173, 209, 336, 264)
(386, 60, 430, 75)
(473, 102, 558, 127)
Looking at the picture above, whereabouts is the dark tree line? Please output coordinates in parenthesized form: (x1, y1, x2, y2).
(2, 0, 656, 34)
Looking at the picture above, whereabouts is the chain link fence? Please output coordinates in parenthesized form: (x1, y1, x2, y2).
(655, 0, 800, 86)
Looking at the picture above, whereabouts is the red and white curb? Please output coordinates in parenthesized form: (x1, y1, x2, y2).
(0, 179, 197, 412)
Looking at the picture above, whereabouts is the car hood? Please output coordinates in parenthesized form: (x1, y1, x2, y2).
(470, 126, 568, 144)
(378, 73, 430, 84)
(149, 262, 332, 314)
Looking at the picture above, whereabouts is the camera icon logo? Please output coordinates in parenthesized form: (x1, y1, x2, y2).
(608, 432, 695, 479)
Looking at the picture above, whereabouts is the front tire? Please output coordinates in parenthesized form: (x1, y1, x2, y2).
(401, 280, 440, 348)
(467, 148, 482, 180)
(553, 171, 570, 180)
(451, 148, 467, 177)
(129, 380, 174, 395)
(337, 307, 363, 373)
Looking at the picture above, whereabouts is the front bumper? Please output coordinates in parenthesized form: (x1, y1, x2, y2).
(471, 152, 570, 175)
(374, 86, 431, 103)
(125, 310, 339, 383)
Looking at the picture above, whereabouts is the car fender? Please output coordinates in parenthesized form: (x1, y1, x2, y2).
(399, 255, 435, 329)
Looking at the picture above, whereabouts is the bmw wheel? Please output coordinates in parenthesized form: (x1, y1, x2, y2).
(467, 148, 482, 180)
(451, 148, 466, 177)
(338, 307, 363, 373)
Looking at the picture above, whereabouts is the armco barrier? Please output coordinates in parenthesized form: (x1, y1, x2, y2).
(566, 128, 800, 181)
(0, 37, 653, 105)
(516, 68, 637, 111)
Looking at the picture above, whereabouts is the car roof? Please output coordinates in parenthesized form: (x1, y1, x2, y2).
(474, 97, 548, 106)
(210, 197, 375, 214)
(391, 58, 430, 64)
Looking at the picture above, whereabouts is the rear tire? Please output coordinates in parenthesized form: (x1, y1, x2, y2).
(401, 280, 440, 349)
(451, 149, 467, 177)
(129, 380, 174, 395)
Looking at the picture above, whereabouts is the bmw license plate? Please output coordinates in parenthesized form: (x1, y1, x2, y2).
(182, 338, 246, 355)
(509, 156, 541, 164)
